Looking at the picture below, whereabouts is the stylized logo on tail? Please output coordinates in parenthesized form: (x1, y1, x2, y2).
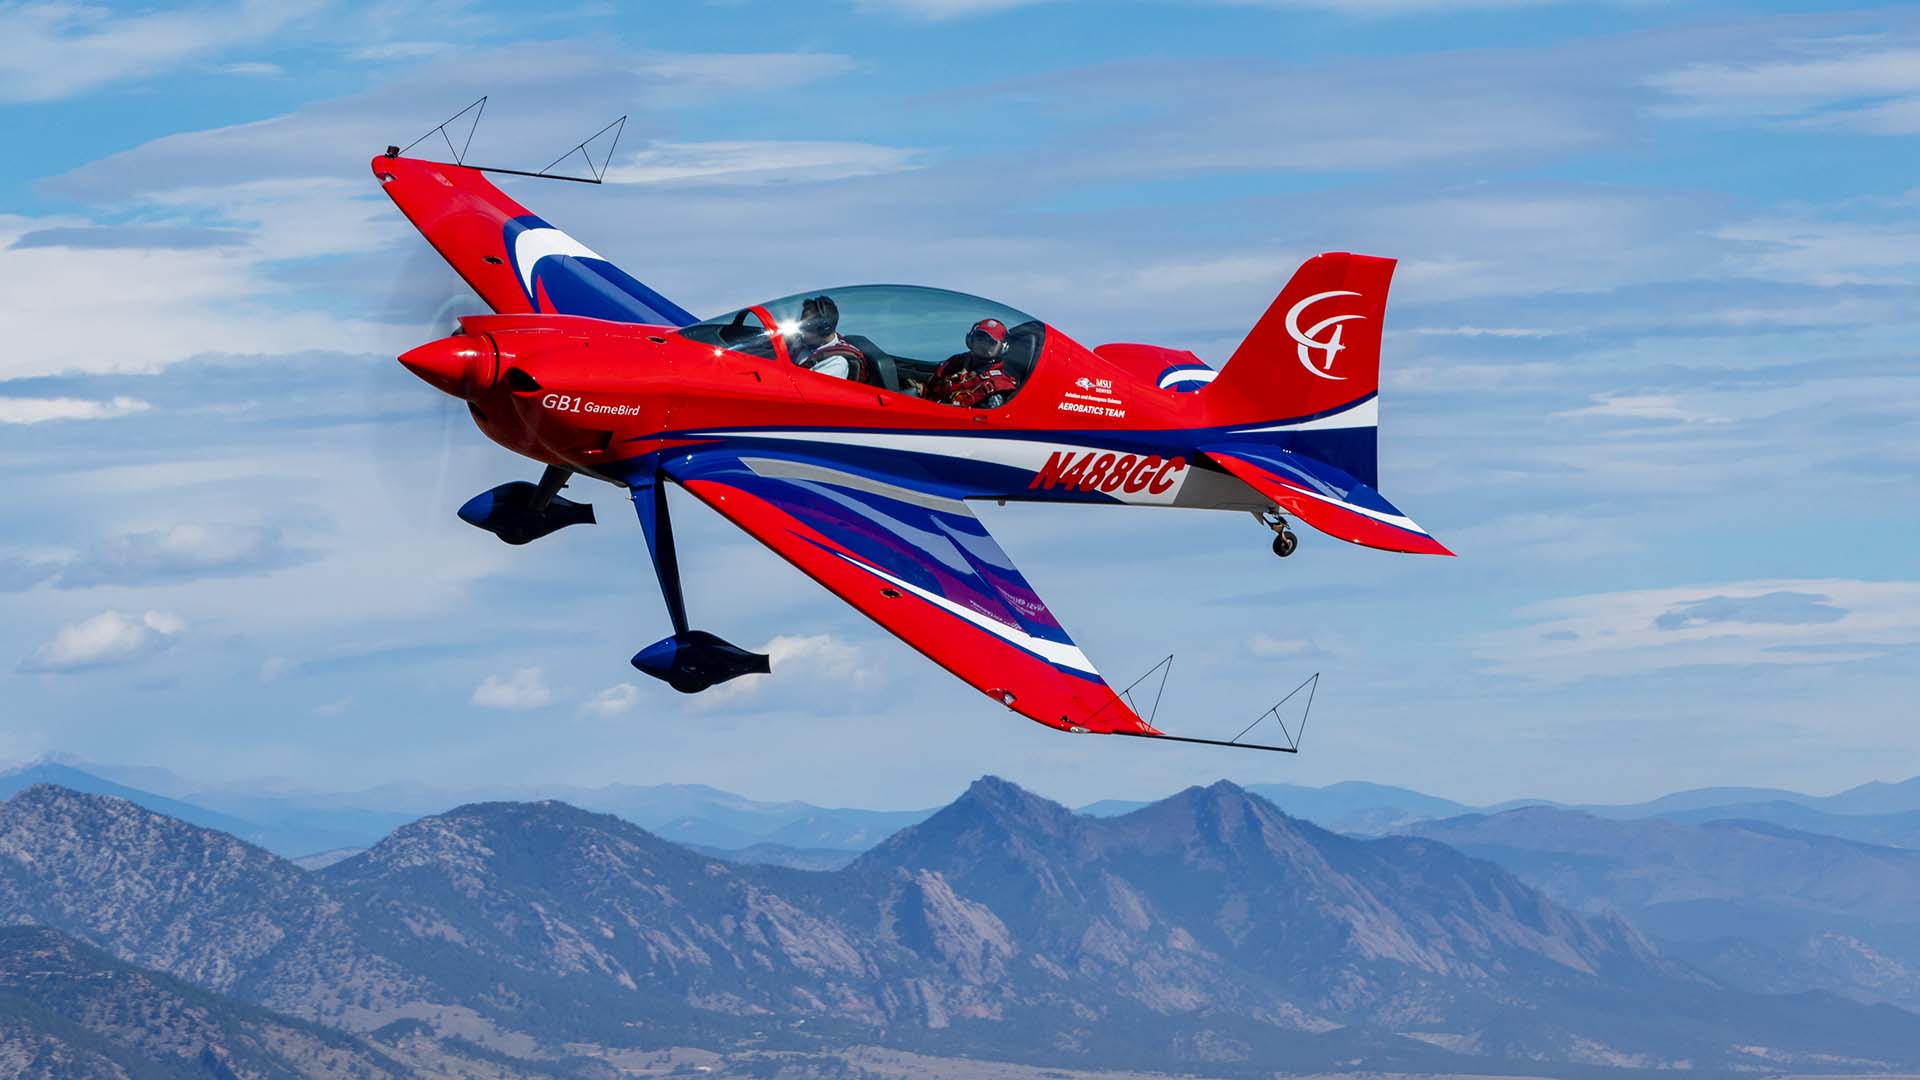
(1286, 290, 1365, 381)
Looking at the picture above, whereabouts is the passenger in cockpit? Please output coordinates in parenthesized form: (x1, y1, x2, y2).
(924, 318, 1020, 408)
(789, 296, 870, 382)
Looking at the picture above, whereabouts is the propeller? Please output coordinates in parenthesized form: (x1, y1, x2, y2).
(370, 248, 490, 518)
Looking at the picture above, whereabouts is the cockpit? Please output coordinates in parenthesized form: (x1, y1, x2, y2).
(677, 285, 1047, 407)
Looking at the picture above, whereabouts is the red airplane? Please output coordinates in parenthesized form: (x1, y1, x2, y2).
(377, 149, 1450, 748)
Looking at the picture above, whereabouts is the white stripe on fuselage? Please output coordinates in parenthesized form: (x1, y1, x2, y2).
(1231, 396, 1378, 434)
(691, 428, 1195, 505)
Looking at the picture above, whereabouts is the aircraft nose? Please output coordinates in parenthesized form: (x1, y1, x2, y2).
(399, 336, 496, 399)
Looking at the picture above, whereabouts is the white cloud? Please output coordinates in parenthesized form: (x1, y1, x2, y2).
(1714, 215, 1920, 287)
(0, 395, 149, 424)
(1247, 633, 1316, 660)
(766, 633, 869, 677)
(471, 666, 551, 710)
(604, 141, 922, 186)
(855, 0, 1048, 18)
(0, 213, 383, 380)
(1649, 43, 1920, 128)
(0, 0, 319, 103)
(1796, 96, 1920, 136)
(581, 682, 641, 717)
(1407, 326, 1561, 339)
(693, 633, 874, 708)
(348, 41, 455, 62)
(1554, 392, 1728, 425)
(864, 0, 1568, 15)
(633, 51, 852, 97)
(21, 610, 187, 673)
(55, 523, 302, 588)
(219, 61, 281, 77)
(1481, 579, 1920, 680)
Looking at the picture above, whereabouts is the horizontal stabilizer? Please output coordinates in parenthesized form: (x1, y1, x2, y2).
(1203, 446, 1451, 556)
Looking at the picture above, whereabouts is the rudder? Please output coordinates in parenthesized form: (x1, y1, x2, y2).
(1207, 252, 1394, 486)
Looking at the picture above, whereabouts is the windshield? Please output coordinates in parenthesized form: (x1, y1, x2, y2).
(679, 285, 1047, 403)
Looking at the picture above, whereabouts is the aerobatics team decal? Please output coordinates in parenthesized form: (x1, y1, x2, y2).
(1030, 450, 1188, 496)
(1059, 376, 1126, 418)
(1287, 290, 1365, 381)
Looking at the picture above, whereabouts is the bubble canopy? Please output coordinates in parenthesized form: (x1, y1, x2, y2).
(677, 285, 1047, 397)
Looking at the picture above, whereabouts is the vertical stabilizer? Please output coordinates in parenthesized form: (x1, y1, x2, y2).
(1206, 252, 1394, 487)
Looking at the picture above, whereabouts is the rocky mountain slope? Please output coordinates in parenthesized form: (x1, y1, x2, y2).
(0, 925, 570, 1079)
(5, 780, 1920, 1075)
(1408, 806, 1920, 1010)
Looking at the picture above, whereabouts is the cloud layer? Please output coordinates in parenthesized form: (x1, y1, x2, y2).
(21, 611, 186, 673)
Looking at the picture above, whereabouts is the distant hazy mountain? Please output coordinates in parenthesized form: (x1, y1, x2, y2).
(1801, 776, 1920, 816)
(686, 841, 861, 871)
(291, 847, 366, 871)
(179, 790, 416, 860)
(0, 762, 254, 839)
(6, 781, 1920, 1073)
(0, 761, 418, 860)
(1407, 807, 1920, 1009)
(554, 783, 932, 850)
(36, 749, 1920, 858)
(1080, 780, 1475, 835)
(1656, 801, 1920, 849)
(3, 759, 929, 858)
(1533, 776, 1920, 823)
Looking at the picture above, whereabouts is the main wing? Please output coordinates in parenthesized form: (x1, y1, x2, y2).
(372, 154, 695, 326)
(661, 448, 1154, 736)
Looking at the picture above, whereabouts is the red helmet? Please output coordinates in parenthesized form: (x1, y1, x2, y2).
(966, 318, 1009, 359)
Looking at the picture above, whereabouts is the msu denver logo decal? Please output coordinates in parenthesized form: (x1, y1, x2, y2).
(1287, 290, 1366, 381)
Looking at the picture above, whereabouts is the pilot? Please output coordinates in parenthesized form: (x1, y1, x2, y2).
(924, 318, 1020, 408)
(789, 296, 870, 382)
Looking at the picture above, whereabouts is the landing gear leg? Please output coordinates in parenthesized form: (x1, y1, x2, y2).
(529, 464, 572, 516)
(628, 470, 770, 694)
(1255, 509, 1298, 559)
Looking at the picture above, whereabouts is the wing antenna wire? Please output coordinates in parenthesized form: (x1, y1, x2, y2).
(399, 96, 487, 162)
(1119, 654, 1174, 729)
(389, 100, 626, 185)
(537, 115, 626, 183)
(1108, 670, 1320, 754)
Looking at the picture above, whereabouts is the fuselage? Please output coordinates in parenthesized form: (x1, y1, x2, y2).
(402, 311, 1279, 513)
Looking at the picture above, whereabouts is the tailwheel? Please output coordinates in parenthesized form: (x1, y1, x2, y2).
(1255, 508, 1298, 558)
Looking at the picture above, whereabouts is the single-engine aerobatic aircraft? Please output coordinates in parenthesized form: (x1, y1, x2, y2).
(376, 147, 1450, 749)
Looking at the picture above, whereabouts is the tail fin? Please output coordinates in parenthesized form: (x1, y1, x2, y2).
(1207, 252, 1394, 487)
(372, 154, 695, 327)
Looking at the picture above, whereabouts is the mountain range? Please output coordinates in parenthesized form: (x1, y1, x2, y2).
(18, 756, 1920, 861)
(4, 779, 1920, 1076)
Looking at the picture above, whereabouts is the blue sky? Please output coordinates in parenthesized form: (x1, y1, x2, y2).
(1, 0, 1916, 809)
